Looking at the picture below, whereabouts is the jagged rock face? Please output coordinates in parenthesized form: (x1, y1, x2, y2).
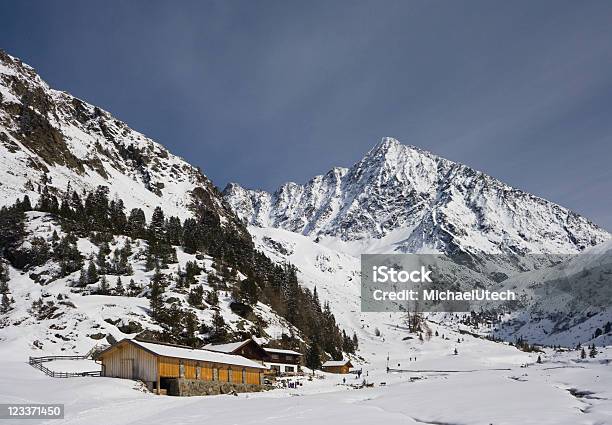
(224, 137, 610, 257)
(0, 50, 240, 230)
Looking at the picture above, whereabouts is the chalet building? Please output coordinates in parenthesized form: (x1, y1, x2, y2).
(322, 359, 353, 374)
(98, 339, 266, 396)
(263, 347, 302, 375)
(202, 338, 268, 362)
(204, 338, 303, 375)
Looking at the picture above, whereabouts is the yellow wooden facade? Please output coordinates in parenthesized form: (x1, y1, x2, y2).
(156, 356, 261, 385)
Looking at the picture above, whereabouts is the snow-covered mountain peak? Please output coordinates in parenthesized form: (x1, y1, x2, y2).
(224, 137, 610, 259)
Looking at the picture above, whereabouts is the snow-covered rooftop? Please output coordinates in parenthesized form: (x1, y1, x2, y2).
(322, 359, 352, 367)
(263, 347, 302, 356)
(127, 340, 266, 369)
(202, 340, 250, 354)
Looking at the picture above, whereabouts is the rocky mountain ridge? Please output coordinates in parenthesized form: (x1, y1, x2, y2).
(224, 137, 609, 260)
(0, 50, 239, 229)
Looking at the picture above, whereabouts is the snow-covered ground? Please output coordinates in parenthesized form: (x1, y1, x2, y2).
(40, 359, 100, 374)
(1, 317, 610, 425)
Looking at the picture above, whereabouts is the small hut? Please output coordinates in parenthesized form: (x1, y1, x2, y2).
(322, 359, 353, 374)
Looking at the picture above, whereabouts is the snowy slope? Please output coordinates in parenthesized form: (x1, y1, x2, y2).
(0, 50, 238, 227)
(0, 213, 298, 359)
(490, 240, 612, 346)
(248, 224, 612, 348)
(225, 137, 609, 260)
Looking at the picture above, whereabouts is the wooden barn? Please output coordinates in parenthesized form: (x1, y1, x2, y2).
(98, 339, 266, 395)
(322, 359, 353, 374)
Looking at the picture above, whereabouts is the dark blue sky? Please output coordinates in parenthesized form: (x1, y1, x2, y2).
(1, 1, 611, 230)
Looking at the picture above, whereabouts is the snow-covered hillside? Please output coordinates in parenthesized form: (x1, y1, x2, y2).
(0, 212, 297, 358)
(0, 50, 237, 226)
(490, 240, 612, 346)
(0, 50, 354, 369)
(224, 137, 609, 260)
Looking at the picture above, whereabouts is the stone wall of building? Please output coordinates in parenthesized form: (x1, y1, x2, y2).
(167, 378, 262, 396)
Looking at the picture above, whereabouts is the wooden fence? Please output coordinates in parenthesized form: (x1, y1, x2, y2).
(28, 347, 102, 378)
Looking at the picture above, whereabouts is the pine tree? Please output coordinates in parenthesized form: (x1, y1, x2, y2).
(537, 355, 542, 364)
(109, 199, 127, 233)
(149, 268, 166, 322)
(70, 192, 84, 217)
(96, 243, 110, 274)
(165, 216, 183, 246)
(305, 338, 322, 370)
(54, 234, 83, 276)
(206, 289, 219, 306)
(115, 276, 125, 295)
(128, 279, 140, 296)
(211, 310, 227, 342)
(37, 186, 58, 212)
(187, 285, 204, 308)
(29, 237, 51, 267)
(0, 204, 26, 256)
(87, 261, 99, 284)
(454, 348, 458, 355)
(113, 240, 134, 275)
(185, 261, 201, 285)
(21, 195, 32, 211)
(0, 262, 9, 294)
(149, 207, 165, 241)
(580, 347, 587, 359)
(98, 275, 109, 295)
(78, 267, 87, 287)
(183, 311, 199, 347)
(181, 218, 199, 254)
(589, 344, 598, 358)
(127, 208, 146, 239)
(238, 279, 259, 305)
(0, 293, 11, 313)
(144, 250, 157, 271)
